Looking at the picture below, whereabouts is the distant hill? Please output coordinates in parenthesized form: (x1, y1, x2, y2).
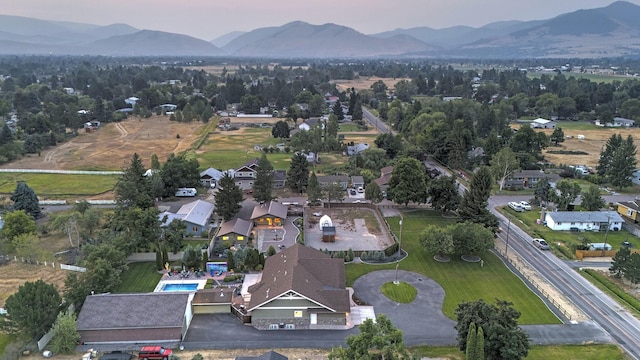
(0, 1, 639, 58)
(88, 30, 224, 56)
(224, 21, 435, 58)
(210, 31, 246, 48)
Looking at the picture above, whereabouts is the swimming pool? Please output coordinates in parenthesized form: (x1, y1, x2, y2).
(153, 279, 206, 292)
(161, 283, 199, 292)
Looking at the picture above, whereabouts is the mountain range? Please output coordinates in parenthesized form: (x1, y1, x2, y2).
(1, 1, 639, 58)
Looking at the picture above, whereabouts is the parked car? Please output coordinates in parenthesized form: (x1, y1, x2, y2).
(349, 189, 357, 195)
(357, 187, 364, 193)
(519, 201, 531, 210)
(138, 346, 172, 360)
(508, 202, 524, 212)
(533, 238, 550, 250)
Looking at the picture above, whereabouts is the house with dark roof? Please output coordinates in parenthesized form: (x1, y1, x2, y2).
(251, 201, 288, 227)
(159, 199, 215, 235)
(77, 293, 191, 344)
(273, 170, 286, 188)
(317, 175, 349, 190)
(246, 244, 349, 330)
(236, 350, 288, 360)
(617, 200, 640, 222)
(505, 170, 560, 189)
(216, 218, 254, 245)
(544, 211, 623, 231)
(234, 158, 260, 191)
(351, 175, 364, 189)
(298, 118, 321, 131)
(200, 167, 224, 188)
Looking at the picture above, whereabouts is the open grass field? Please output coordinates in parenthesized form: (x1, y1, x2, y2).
(0, 173, 118, 198)
(527, 71, 636, 84)
(346, 210, 560, 324)
(411, 344, 627, 360)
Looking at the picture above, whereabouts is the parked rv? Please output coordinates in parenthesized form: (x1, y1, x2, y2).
(175, 188, 197, 197)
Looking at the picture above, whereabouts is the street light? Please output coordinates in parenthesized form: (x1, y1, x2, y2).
(394, 216, 403, 285)
(603, 216, 611, 257)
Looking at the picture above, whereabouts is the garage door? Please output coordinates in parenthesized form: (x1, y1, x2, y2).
(192, 304, 230, 314)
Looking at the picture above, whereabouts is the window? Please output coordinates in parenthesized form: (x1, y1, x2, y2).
(192, 227, 198, 232)
(628, 209, 634, 217)
(285, 324, 295, 330)
(222, 236, 229, 240)
(269, 324, 278, 330)
(294, 310, 302, 318)
(570, 222, 575, 225)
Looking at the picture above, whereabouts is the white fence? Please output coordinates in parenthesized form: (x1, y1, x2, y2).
(0, 169, 122, 175)
(39, 199, 117, 205)
(60, 264, 87, 272)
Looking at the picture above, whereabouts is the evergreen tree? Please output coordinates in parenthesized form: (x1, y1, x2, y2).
(550, 127, 565, 146)
(476, 326, 485, 360)
(597, 134, 622, 177)
(332, 100, 344, 121)
(253, 153, 274, 203)
(466, 322, 478, 360)
(215, 173, 243, 220)
(307, 171, 322, 205)
(151, 153, 161, 169)
(115, 153, 154, 209)
(287, 152, 309, 193)
(610, 246, 631, 278)
(609, 135, 637, 188)
(226, 249, 235, 272)
(10, 182, 42, 219)
(4, 280, 62, 339)
(533, 177, 552, 207)
(327, 114, 339, 139)
(458, 167, 498, 232)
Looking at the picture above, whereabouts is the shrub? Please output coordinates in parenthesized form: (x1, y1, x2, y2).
(582, 269, 640, 312)
(191, 354, 203, 360)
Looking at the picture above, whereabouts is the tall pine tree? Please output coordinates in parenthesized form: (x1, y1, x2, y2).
(115, 153, 154, 209)
(215, 173, 244, 220)
(458, 166, 498, 232)
(253, 153, 274, 203)
(306, 171, 322, 205)
(11, 182, 42, 219)
(287, 152, 309, 193)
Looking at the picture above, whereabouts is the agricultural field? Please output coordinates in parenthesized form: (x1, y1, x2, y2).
(332, 76, 409, 92)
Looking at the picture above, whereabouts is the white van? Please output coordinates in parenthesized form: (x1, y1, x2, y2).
(175, 188, 197, 197)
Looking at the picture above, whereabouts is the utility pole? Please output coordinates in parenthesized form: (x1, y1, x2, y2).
(394, 216, 403, 285)
(505, 217, 512, 256)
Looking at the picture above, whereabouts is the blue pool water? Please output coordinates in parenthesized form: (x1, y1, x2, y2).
(161, 283, 199, 292)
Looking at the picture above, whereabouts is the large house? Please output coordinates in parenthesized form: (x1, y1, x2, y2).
(505, 170, 560, 189)
(346, 142, 369, 156)
(77, 293, 191, 344)
(251, 200, 288, 227)
(617, 200, 640, 222)
(317, 175, 349, 190)
(159, 199, 215, 235)
(232, 158, 286, 191)
(596, 117, 635, 127)
(246, 244, 350, 330)
(544, 211, 623, 231)
(215, 218, 254, 245)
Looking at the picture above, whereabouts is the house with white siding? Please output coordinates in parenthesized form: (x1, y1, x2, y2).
(544, 211, 623, 231)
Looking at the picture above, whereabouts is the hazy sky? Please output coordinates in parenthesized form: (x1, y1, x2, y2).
(4, 0, 640, 41)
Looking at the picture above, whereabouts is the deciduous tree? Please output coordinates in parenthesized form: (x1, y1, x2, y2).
(271, 120, 290, 139)
(428, 175, 460, 214)
(49, 311, 80, 354)
(419, 225, 454, 260)
(553, 179, 581, 210)
(489, 148, 519, 192)
(581, 184, 606, 211)
(364, 181, 383, 204)
(550, 127, 565, 146)
(388, 157, 427, 206)
(1, 210, 37, 248)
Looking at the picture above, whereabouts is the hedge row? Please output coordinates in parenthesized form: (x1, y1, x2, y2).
(582, 269, 640, 313)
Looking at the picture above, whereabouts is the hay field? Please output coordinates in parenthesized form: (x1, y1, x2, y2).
(332, 76, 409, 92)
(539, 127, 640, 167)
(0, 262, 67, 308)
(1, 116, 205, 171)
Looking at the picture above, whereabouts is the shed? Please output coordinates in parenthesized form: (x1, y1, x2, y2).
(191, 288, 234, 314)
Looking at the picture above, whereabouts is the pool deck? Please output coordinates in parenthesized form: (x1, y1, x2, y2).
(154, 270, 236, 292)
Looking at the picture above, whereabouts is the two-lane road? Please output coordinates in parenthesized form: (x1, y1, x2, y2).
(491, 200, 640, 359)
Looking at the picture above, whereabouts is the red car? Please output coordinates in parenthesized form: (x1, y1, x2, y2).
(138, 346, 172, 360)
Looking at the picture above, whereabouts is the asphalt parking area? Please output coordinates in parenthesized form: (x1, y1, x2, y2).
(351, 269, 457, 346)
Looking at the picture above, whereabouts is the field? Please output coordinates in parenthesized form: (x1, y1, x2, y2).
(0, 116, 206, 171)
(522, 124, 640, 167)
(0, 173, 118, 198)
(332, 76, 410, 92)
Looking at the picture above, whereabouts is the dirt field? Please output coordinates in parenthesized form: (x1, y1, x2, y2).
(1, 116, 206, 171)
(332, 76, 410, 92)
(536, 127, 640, 168)
(0, 262, 67, 308)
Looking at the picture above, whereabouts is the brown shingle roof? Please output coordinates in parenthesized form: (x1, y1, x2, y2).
(247, 244, 349, 313)
(217, 218, 253, 237)
(192, 288, 234, 304)
(380, 166, 394, 176)
(618, 201, 640, 212)
(77, 293, 189, 330)
(250, 201, 288, 220)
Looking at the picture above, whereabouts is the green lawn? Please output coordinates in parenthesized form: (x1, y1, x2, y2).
(115, 262, 163, 293)
(0, 333, 17, 357)
(0, 173, 118, 196)
(410, 344, 626, 360)
(503, 207, 639, 252)
(346, 210, 560, 324)
(380, 281, 417, 303)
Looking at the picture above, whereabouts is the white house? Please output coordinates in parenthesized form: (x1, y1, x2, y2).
(200, 167, 224, 188)
(125, 97, 140, 106)
(595, 117, 635, 127)
(544, 211, 623, 231)
(346, 142, 369, 156)
(531, 118, 557, 129)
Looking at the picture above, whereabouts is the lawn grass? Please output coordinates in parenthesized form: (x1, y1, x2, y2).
(381, 281, 417, 303)
(346, 210, 560, 324)
(0, 173, 118, 196)
(409, 344, 626, 360)
(115, 262, 163, 293)
(0, 333, 17, 357)
(503, 206, 639, 252)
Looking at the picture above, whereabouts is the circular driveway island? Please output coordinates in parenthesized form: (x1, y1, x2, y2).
(352, 270, 457, 346)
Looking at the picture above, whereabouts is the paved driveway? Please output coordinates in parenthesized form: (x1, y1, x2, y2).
(352, 270, 458, 346)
